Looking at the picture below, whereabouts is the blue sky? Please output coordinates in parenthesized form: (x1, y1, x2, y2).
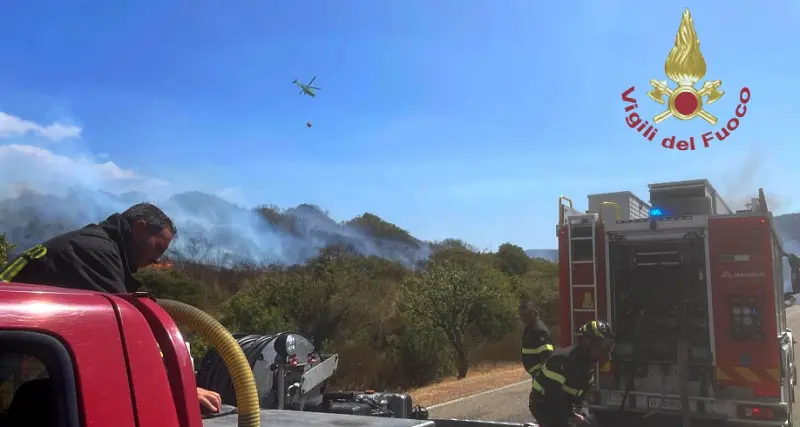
(0, 0, 798, 250)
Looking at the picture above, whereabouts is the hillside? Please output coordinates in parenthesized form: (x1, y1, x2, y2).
(0, 189, 442, 266)
(0, 187, 560, 266)
(6, 188, 797, 267)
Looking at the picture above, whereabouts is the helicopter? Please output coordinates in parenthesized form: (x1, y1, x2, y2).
(292, 77, 321, 98)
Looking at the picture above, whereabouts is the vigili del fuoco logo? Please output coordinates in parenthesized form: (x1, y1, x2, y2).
(621, 9, 750, 151)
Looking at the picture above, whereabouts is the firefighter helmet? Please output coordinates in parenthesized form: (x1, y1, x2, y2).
(577, 320, 615, 342)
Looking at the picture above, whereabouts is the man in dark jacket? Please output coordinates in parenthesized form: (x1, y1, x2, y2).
(2, 202, 175, 292)
(520, 300, 554, 420)
(520, 300, 554, 378)
(0, 202, 222, 413)
(530, 320, 615, 427)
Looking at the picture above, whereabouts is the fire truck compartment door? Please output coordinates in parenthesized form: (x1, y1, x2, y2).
(782, 256, 792, 294)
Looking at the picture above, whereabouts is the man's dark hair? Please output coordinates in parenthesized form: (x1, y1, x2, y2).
(122, 203, 177, 237)
(520, 300, 538, 311)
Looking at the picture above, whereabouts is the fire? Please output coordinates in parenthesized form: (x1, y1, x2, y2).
(151, 260, 173, 270)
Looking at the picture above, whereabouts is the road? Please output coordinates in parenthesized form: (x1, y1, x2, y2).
(429, 305, 800, 424)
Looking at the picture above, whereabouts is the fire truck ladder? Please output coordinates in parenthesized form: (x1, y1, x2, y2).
(565, 201, 621, 345)
(568, 212, 598, 345)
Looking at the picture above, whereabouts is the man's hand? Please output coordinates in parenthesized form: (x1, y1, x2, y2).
(198, 387, 222, 413)
(571, 412, 589, 425)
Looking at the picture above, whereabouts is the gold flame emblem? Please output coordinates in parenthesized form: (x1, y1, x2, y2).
(647, 9, 725, 125)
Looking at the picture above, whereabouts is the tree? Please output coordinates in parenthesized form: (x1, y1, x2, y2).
(495, 243, 531, 276)
(0, 233, 15, 267)
(399, 258, 516, 379)
(345, 213, 420, 248)
(135, 268, 212, 310)
(386, 311, 452, 387)
(222, 284, 295, 334)
(222, 244, 375, 349)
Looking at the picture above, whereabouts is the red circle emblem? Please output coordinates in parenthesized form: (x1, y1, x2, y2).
(674, 92, 699, 116)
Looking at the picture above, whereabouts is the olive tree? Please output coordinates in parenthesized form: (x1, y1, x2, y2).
(399, 257, 516, 379)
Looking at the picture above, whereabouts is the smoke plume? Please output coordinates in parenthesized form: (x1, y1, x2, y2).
(0, 142, 431, 268)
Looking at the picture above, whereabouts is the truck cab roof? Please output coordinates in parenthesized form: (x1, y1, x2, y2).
(1, 282, 107, 296)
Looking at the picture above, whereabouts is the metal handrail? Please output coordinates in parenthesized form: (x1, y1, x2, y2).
(558, 195, 574, 228)
(598, 201, 621, 223)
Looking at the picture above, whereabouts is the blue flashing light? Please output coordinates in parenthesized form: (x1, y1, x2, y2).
(650, 208, 663, 217)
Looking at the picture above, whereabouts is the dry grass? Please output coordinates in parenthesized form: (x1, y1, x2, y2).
(408, 361, 530, 407)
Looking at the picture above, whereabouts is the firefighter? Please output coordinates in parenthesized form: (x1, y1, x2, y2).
(0, 202, 223, 413)
(530, 320, 615, 427)
(0, 202, 175, 293)
(520, 300, 554, 379)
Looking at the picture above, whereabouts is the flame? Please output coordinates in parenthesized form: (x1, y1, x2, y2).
(151, 260, 173, 270)
(664, 9, 707, 86)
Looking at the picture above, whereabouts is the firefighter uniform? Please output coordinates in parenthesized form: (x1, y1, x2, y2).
(529, 321, 614, 427)
(521, 319, 554, 378)
(0, 213, 143, 293)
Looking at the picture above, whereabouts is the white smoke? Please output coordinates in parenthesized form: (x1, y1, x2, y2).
(0, 112, 431, 267)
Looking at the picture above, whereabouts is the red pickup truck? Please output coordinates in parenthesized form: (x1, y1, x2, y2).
(0, 283, 524, 427)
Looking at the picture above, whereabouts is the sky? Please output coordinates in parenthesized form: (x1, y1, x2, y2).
(0, 0, 798, 251)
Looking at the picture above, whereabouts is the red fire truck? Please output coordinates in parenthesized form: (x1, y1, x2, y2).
(557, 179, 796, 426)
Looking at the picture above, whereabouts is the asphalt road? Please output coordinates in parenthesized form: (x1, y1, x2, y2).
(429, 306, 800, 425)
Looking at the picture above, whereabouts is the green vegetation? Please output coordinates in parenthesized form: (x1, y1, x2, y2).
(143, 237, 558, 390)
(0, 233, 14, 268)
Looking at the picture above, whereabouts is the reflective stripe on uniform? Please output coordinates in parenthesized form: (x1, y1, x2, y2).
(0, 245, 47, 283)
(542, 365, 581, 396)
(522, 343, 554, 355)
(532, 379, 545, 393)
(590, 321, 600, 336)
(527, 363, 543, 375)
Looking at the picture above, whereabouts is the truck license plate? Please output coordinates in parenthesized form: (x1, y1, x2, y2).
(647, 397, 682, 410)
